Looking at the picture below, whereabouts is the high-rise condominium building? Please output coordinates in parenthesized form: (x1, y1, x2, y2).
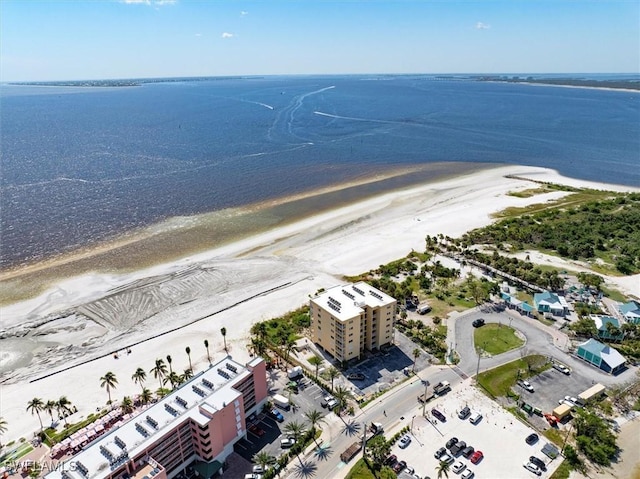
(309, 282, 396, 362)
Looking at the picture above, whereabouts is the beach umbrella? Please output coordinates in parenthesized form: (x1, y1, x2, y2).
(78, 434, 89, 444)
(95, 424, 105, 433)
(87, 429, 96, 438)
(70, 439, 80, 448)
(70, 432, 81, 440)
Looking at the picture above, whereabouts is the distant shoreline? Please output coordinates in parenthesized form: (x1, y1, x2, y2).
(480, 77, 640, 92)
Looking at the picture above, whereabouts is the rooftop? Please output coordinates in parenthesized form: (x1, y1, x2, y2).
(47, 356, 261, 479)
(311, 282, 395, 321)
(578, 338, 626, 368)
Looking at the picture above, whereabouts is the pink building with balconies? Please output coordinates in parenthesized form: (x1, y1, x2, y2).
(45, 357, 268, 479)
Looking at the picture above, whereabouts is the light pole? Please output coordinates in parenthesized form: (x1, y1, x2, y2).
(421, 379, 430, 417)
(411, 415, 416, 433)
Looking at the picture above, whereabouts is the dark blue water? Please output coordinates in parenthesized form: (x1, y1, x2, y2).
(1, 76, 639, 268)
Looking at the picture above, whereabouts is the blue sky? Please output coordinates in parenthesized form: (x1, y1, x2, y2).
(1, 0, 638, 81)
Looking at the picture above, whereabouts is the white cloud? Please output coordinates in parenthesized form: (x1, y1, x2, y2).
(194, 33, 202, 37)
(476, 22, 491, 30)
(240, 11, 249, 16)
(154, 0, 176, 5)
(121, 0, 150, 4)
(221, 32, 234, 39)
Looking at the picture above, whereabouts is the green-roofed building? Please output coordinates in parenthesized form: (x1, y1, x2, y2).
(576, 338, 626, 375)
(591, 315, 624, 341)
(619, 300, 640, 324)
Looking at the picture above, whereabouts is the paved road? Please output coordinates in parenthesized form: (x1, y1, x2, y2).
(284, 307, 637, 478)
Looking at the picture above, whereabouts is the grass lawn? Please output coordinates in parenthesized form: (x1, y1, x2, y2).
(0, 442, 34, 466)
(474, 323, 524, 355)
(477, 355, 549, 397)
(345, 458, 395, 479)
(549, 460, 572, 479)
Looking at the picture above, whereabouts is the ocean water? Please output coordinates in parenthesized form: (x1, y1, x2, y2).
(1, 76, 639, 269)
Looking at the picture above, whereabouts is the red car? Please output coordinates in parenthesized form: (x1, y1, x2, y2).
(248, 424, 265, 436)
(392, 461, 407, 473)
(470, 450, 484, 464)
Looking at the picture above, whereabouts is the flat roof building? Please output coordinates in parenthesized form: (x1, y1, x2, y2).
(309, 282, 396, 362)
(45, 356, 268, 479)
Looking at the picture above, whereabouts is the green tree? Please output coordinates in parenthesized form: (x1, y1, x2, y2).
(309, 355, 324, 379)
(574, 409, 617, 466)
(283, 420, 307, 442)
(120, 396, 134, 414)
(132, 367, 147, 392)
(56, 396, 73, 425)
(0, 417, 7, 447)
(304, 409, 326, 445)
(26, 398, 45, 431)
(436, 460, 450, 479)
(140, 388, 153, 405)
(182, 368, 193, 381)
(100, 372, 118, 404)
(163, 371, 181, 389)
(367, 435, 391, 468)
(221, 327, 228, 352)
(333, 386, 352, 411)
(185, 346, 193, 372)
(327, 367, 339, 392)
(252, 452, 275, 472)
(150, 358, 168, 389)
(44, 400, 57, 424)
(204, 339, 211, 365)
(412, 347, 421, 372)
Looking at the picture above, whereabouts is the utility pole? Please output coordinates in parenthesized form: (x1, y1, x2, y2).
(361, 422, 367, 458)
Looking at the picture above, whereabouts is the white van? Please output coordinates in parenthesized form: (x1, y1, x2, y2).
(469, 413, 483, 425)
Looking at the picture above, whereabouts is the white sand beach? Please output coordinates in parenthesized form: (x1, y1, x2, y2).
(1, 165, 638, 445)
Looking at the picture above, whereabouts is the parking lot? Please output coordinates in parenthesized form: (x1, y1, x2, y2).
(332, 332, 433, 398)
(233, 368, 331, 469)
(386, 379, 562, 479)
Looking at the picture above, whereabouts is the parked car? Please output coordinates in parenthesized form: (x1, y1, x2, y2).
(565, 395, 578, 404)
(440, 453, 455, 465)
(269, 409, 284, 422)
(469, 413, 483, 425)
(523, 462, 542, 475)
(434, 447, 447, 459)
(470, 451, 484, 464)
(529, 456, 547, 471)
(320, 395, 334, 408)
(403, 466, 415, 475)
(399, 435, 412, 449)
(446, 437, 459, 449)
(252, 465, 265, 473)
(452, 461, 466, 474)
(244, 474, 262, 479)
(461, 469, 475, 479)
(553, 363, 571, 374)
(280, 437, 295, 448)
(526, 433, 539, 445)
(458, 406, 471, 419)
(472, 318, 485, 328)
(384, 454, 397, 466)
(393, 461, 407, 473)
(432, 408, 446, 422)
(461, 446, 475, 459)
(450, 440, 467, 456)
(347, 373, 365, 380)
(518, 380, 535, 392)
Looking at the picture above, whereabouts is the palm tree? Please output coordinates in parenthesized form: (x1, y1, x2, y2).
(140, 388, 153, 405)
(252, 452, 275, 472)
(412, 347, 421, 373)
(327, 367, 339, 393)
(182, 368, 193, 381)
(44, 400, 57, 424)
(100, 372, 118, 404)
(120, 396, 134, 414)
(150, 358, 168, 389)
(436, 460, 451, 479)
(0, 417, 7, 446)
(132, 367, 147, 392)
(283, 420, 307, 442)
(163, 371, 181, 389)
(332, 386, 352, 412)
(26, 398, 44, 431)
(221, 327, 228, 352)
(308, 355, 323, 379)
(166, 355, 173, 374)
(304, 409, 326, 445)
(204, 339, 211, 365)
(185, 346, 193, 371)
(56, 396, 73, 425)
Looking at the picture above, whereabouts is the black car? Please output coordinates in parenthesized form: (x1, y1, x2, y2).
(393, 461, 407, 473)
(526, 433, 539, 445)
(432, 408, 446, 422)
(472, 318, 485, 328)
(434, 447, 447, 459)
(462, 446, 475, 459)
(347, 373, 366, 380)
(458, 406, 471, 419)
(446, 437, 458, 449)
(529, 456, 547, 471)
(384, 454, 397, 466)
